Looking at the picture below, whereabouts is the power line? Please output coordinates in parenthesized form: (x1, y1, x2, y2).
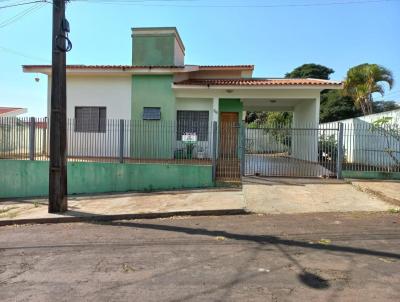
(71, 0, 400, 8)
(0, 0, 48, 9)
(0, 45, 50, 62)
(0, 2, 47, 28)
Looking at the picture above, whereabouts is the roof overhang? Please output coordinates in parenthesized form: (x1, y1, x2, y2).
(0, 107, 27, 117)
(22, 64, 255, 76)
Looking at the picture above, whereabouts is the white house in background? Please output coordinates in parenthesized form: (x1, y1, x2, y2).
(23, 27, 342, 161)
(321, 109, 400, 168)
(0, 107, 27, 117)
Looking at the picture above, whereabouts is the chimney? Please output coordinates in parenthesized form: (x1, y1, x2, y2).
(131, 27, 185, 66)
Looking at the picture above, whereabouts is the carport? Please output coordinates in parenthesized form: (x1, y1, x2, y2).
(173, 78, 342, 179)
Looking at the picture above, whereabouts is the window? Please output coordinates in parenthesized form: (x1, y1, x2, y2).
(75, 107, 106, 132)
(143, 107, 161, 120)
(177, 110, 209, 141)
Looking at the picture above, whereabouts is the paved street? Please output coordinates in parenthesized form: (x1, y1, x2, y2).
(0, 212, 399, 301)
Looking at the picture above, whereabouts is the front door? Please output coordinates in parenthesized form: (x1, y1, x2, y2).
(217, 112, 240, 180)
(219, 112, 239, 156)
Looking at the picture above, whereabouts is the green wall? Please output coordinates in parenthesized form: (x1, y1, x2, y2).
(219, 99, 243, 122)
(343, 170, 400, 180)
(131, 75, 176, 158)
(132, 35, 175, 66)
(0, 160, 213, 199)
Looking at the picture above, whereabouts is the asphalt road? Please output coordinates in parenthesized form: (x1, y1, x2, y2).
(0, 212, 399, 302)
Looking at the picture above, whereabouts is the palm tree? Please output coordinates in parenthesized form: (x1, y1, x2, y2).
(344, 64, 394, 115)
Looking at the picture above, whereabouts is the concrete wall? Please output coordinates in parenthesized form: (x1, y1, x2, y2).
(0, 160, 213, 198)
(292, 98, 319, 161)
(321, 109, 400, 167)
(47, 75, 132, 158)
(132, 35, 175, 66)
(131, 75, 176, 158)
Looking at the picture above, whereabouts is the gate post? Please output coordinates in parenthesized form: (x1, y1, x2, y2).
(29, 117, 36, 160)
(212, 121, 217, 182)
(119, 119, 125, 163)
(336, 122, 344, 179)
(240, 122, 246, 177)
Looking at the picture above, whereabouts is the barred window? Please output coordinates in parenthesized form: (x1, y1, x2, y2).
(75, 107, 106, 132)
(177, 110, 209, 141)
(143, 107, 161, 120)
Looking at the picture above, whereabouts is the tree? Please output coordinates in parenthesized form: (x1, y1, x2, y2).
(320, 90, 362, 123)
(344, 64, 394, 115)
(372, 101, 400, 113)
(285, 63, 334, 80)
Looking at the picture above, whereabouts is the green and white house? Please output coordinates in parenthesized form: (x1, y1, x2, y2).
(0, 26, 343, 198)
(24, 27, 342, 162)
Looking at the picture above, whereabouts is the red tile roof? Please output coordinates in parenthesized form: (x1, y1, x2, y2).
(23, 65, 185, 70)
(23, 64, 254, 71)
(174, 78, 342, 87)
(0, 107, 25, 116)
(198, 65, 254, 70)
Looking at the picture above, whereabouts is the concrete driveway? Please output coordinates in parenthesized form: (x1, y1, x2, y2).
(243, 177, 394, 214)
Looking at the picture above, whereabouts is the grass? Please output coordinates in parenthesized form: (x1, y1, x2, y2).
(388, 208, 400, 214)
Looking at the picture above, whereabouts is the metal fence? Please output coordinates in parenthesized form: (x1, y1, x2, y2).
(1, 117, 399, 179)
(1, 117, 214, 165)
(342, 122, 400, 173)
(244, 123, 340, 178)
(0, 117, 48, 161)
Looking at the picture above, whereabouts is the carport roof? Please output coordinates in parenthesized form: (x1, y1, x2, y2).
(174, 78, 343, 87)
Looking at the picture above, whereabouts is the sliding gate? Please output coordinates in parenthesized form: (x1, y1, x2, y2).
(244, 125, 340, 178)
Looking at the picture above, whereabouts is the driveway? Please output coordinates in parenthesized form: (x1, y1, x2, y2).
(245, 154, 333, 177)
(243, 177, 393, 214)
(0, 213, 399, 301)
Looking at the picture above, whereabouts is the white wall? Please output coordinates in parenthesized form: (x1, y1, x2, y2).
(47, 75, 132, 158)
(292, 98, 319, 161)
(174, 38, 185, 66)
(320, 109, 400, 167)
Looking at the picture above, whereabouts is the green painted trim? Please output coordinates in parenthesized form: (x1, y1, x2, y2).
(343, 170, 400, 180)
(219, 99, 243, 122)
(0, 160, 213, 198)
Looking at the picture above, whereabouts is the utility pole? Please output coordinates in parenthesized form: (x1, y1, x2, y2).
(49, 0, 71, 213)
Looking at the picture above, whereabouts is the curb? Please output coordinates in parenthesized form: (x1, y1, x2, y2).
(0, 209, 249, 227)
(347, 179, 400, 207)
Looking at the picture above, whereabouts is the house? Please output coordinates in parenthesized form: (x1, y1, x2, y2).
(0, 107, 27, 117)
(23, 27, 342, 163)
(320, 109, 400, 170)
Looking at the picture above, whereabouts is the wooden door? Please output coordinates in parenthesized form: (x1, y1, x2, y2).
(219, 112, 239, 156)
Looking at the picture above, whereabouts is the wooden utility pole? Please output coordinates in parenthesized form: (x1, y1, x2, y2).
(49, 0, 68, 213)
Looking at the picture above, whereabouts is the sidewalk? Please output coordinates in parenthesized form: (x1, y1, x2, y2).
(0, 189, 245, 225)
(348, 179, 400, 207)
(1, 178, 398, 226)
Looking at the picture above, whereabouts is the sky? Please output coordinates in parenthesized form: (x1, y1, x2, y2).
(0, 0, 399, 117)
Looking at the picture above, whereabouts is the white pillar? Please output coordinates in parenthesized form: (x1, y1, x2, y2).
(292, 98, 319, 161)
(212, 97, 219, 159)
(212, 97, 219, 123)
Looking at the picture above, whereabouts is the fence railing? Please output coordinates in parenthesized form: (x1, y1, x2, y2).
(1, 117, 399, 177)
(1, 117, 214, 165)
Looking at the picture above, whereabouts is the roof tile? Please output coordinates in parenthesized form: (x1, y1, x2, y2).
(174, 78, 342, 87)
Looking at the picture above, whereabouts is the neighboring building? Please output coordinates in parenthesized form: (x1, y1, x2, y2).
(321, 109, 400, 168)
(0, 107, 27, 117)
(23, 27, 342, 161)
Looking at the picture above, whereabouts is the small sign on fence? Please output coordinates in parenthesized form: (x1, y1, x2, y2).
(182, 132, 197, 143)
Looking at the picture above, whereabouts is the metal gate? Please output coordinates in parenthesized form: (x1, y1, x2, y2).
(215, 121, 243, 181)
(244, 125, 340, 178)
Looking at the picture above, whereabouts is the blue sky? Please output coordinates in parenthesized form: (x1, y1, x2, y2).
(0, 0, 399, 116)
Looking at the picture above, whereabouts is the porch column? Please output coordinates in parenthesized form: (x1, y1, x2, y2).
(212, 97, 219, 159)
(292, 98, 319, 162)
